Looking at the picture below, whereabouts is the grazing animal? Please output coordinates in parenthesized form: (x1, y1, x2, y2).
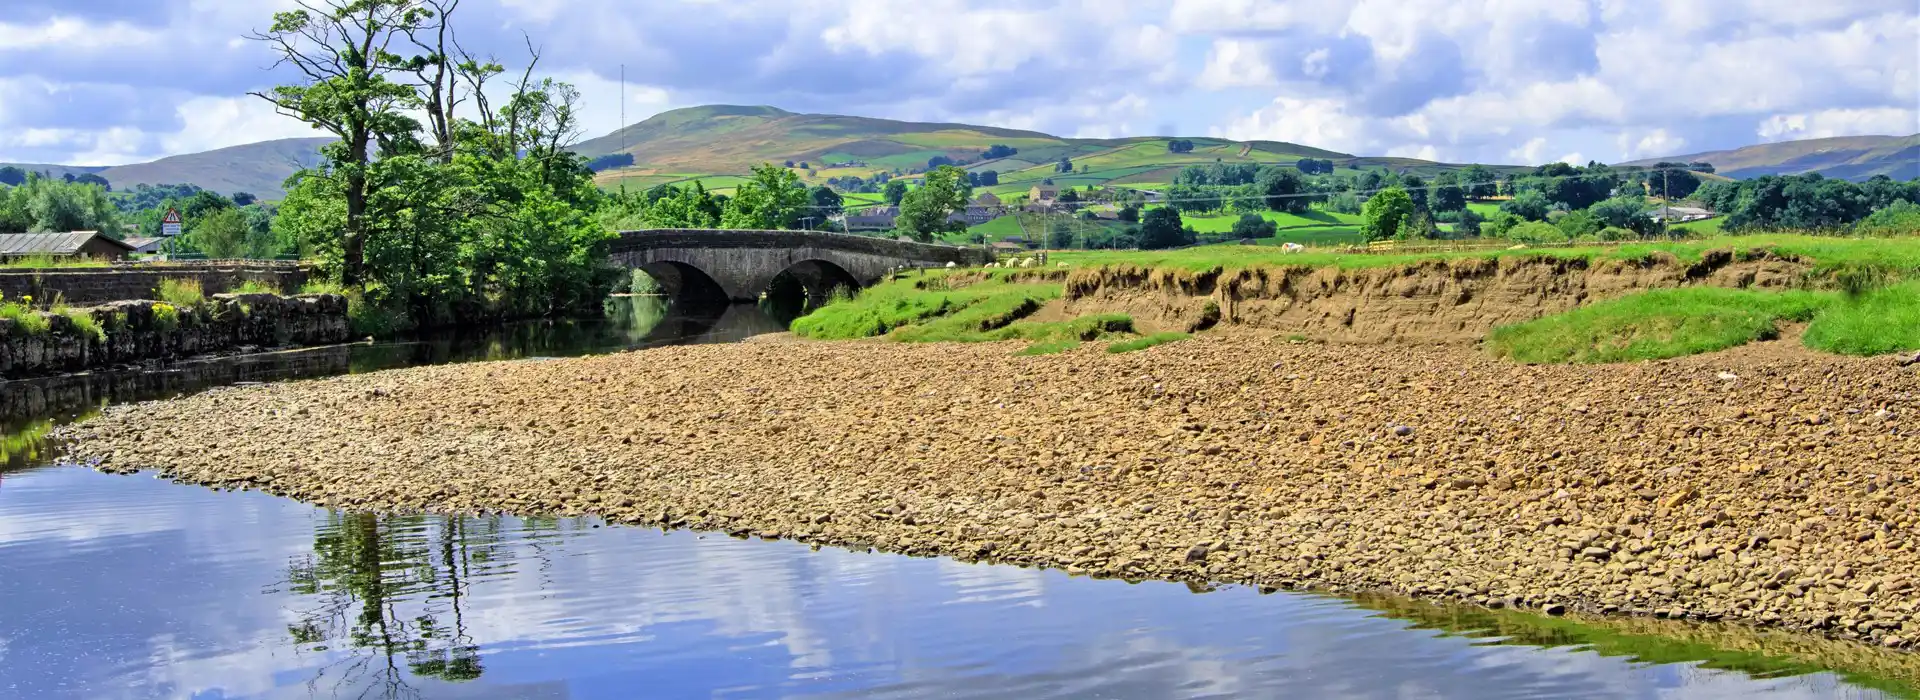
(1281, 242, 1305, 253)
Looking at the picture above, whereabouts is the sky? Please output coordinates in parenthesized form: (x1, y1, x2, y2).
(0, 0, 1915, 167)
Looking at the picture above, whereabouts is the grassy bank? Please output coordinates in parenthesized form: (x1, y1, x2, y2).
(793, 233, 1920, 362)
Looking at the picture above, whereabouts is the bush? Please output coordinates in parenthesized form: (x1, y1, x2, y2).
(0, 298, 49, 336)
(231, 279, 281, 295)
(1506, 221, 1570, 244)
(1230, 212, 1277, 239)
(1856, 201, 1920, 237)
(1596, 226, 1636, 241)
(298, 280, 349, 296)
(61, 308, 104, 342)
(630, 269, 662, 294)
(151, 302, 181, 332)
(156, 278, 205, 307)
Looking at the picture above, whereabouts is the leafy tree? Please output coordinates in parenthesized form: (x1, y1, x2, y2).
(188, 207, 251, 258)
(1500, 190, 1552, 221)
(8, 175, 121, 234)
(807, 185, 843, 223)
(1231, 212, 1276, 238)
(1117, 203, 1140, 223)
(1357, 170, 1386, 193)
(250, 0, 434, 286)
(981, 144, 1018, 160)
(1430, 172, 1466, 212)
(1361, 186, 1414, 242)
(1532, 163, 1617, 210)
(183, 190, 235, 221)
(1642, 163, 1702, 200)
(1555, 209, 1601, 239)
(1056, 157, 1072, 173)
(585, 153, 634, 172)
(1856, 200, 1920, 236)
(1401, 174, 1429, 210)
(1167, 139, 1195, 153)
(1461, 164, 1497, 199)
(0, 166, 26, 187)
(1257, 167, 1310, 213)
(231, 191, 258, 207)
(722, 163, 808, 229)
(1399, 208, 1439, 240)
(1046, 219, 1075, 249)
(1059, 188, 1080, 205)
(1508, 221, 1570, 244)
(976, 170, 999, 186)
(1589, 195, 1651, 234)
(894, 165, 970, 242)
(927, 155, 955, 169)
(1136, 206, 1193, 250)
(1455, 207, 1484, 237)
(883, 179, 909, 207)
(1688, 161, 1715, 173)
(1481, 211, 1522, 238)
(71, 173, 111, 190)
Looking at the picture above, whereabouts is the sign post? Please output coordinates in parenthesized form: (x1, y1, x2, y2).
(160, 208, 182, 259)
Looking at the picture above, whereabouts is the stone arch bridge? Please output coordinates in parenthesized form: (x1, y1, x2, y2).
(609, 229, 993, 302)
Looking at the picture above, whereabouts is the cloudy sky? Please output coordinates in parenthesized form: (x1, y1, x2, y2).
(1, 0, 1915, 167)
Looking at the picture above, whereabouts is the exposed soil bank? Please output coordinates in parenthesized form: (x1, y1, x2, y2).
(64, 333, 1920, 648)
(1062, 251, 1812, 342)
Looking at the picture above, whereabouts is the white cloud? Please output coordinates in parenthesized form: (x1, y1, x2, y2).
(1196, 40, 1278, 89)
(1509, 137, 1548, 164)
(1757, 108, 1920, 142)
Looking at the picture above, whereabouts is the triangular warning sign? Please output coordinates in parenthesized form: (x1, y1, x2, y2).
(162, 208, 182, 224)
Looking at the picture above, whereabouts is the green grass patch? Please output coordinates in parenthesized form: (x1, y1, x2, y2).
(231, 279, 280, 295)
(156, 278, 205, 308)
(1802, 281, 1920, 356)
(1488, 288, 1831, 364)
(791, 275, 1061, 340)
(1107, 331, 1190, 354)
(1017, 338, 1081, 355)
(60, 308, 104, 342)
(1182, 208, 1361, 233)
(0, 299, 50, 335)
(0, 254, 109, 270)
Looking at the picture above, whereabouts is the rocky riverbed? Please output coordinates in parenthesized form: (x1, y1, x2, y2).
(63, 333, 1920, 648)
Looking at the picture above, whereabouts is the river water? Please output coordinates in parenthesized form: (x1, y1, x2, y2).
(0, 298, 1910, 699)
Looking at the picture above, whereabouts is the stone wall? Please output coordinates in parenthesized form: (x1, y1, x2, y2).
(0, 263, 312, 306)
(0, 293, 350, 378)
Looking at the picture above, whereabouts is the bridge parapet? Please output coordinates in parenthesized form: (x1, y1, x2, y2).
(610, 229, 992, 301)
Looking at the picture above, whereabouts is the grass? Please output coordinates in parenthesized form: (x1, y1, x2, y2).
(1803, 282, 1920, 356)
(150, 302, 180, 332)
(156, 278, 205, 308)
(0, 254, 110, 269)
(1488, 289, 1830, 364)
(231, 279, 280, 295)
(298, 280, 349, 296)
(1182, 208, 1362, 234)
(1107, 331, 1190, 354)
(0, 299, 50, 335)
(790, 272, 1141, 353)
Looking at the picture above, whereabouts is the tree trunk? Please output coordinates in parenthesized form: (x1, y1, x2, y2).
(342, 128, 370, 287)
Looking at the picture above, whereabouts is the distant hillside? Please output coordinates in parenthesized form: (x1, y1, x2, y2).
(576, 105, 1358, 196)
(0, 163, 108, 181)
(1624, 135, 1919, 181)
(96, 137, 333, 198)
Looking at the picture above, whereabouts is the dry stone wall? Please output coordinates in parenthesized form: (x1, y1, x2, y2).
(0, 294, 349, 378)
(0, 264, 311, 306)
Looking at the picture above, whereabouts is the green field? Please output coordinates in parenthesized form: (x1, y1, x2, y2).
(1182, 209, 1362, 234)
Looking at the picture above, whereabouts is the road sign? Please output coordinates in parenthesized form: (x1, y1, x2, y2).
(161, 208, 183, 237)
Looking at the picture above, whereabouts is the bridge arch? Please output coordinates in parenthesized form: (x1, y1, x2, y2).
(609, 229, 994, 303)
(635, 260, 730, 304)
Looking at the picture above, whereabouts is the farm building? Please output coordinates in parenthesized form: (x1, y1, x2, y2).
(1028, 184, 1058, 203)
(0, 231, 135, 262)
(122, 237, 167, 255)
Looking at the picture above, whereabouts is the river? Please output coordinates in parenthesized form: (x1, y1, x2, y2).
(0, 298, 1910, 699)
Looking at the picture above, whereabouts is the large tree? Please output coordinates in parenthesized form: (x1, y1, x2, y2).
(1431, 172, 1467, 212)
(1136, 206, 1193, 250)
(721, 164, 807, 230)
(882, 179, 909, 207)
(895, 165, 971, 242)
(1361, 186, 1414, 242)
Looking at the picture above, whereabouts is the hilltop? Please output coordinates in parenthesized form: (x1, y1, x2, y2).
(1623, 134, 1919, 181)
(574, 105, 1357, 196)
(2, 137, 331, 199)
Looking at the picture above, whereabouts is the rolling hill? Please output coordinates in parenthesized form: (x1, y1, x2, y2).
(575, 105, 1357, 196)
(3, 137, 330, 199)
(1623, 134, 1920, 181)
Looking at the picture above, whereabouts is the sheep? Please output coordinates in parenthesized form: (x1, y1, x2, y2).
(945, 261, 957, 268)
(1281, 242, 1305, 254)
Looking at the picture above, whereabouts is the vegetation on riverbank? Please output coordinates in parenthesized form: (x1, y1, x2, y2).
(794, 233, 1920, 362)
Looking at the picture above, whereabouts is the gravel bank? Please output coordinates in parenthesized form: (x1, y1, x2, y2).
(64, 333, 1920, 648)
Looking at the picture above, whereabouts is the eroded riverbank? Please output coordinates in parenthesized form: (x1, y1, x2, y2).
(62, 332, 1920, 648)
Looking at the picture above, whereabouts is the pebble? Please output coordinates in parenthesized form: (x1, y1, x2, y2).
(61, 332, 1920, 647)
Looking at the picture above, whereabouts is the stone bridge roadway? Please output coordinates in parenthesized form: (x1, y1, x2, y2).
(609, 229, 994, 302)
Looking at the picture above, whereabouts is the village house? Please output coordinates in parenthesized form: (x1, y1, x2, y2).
(0, 231, 135, 262)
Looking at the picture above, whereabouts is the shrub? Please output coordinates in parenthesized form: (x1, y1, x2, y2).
(1596, 226, 1637, 241)
(61, 309, 104, 342)
(231, 279, 281, 295)
(1856, 201, 1920, 237)
(157, 278, 205, 307)
(298, 280, 349, 296)
(0, 298, 49, 336)
(151, 302, 181, 332)
(1506, 221, 1570, 244)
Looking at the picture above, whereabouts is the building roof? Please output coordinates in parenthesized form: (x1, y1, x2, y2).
(974, 192, 1002, 205)
(123, 237, 167, 253)
(0, 231, 135, 256)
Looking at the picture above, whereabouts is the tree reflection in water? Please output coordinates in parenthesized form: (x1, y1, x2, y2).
(282, 511, 573, 697)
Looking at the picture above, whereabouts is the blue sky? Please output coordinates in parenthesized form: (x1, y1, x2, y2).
(0, 0, 1914, 167)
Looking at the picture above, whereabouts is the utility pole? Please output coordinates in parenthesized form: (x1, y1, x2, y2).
(619, 64, 627, 197)
(1662, 167, 1670, 238)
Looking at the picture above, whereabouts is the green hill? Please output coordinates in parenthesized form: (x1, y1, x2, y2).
(4, 137, 331, 199)
(577, 105, 1356, 195)
(1622, 135, 1920, 181)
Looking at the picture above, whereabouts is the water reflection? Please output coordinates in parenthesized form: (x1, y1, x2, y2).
(0, 467, 1910, 700)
